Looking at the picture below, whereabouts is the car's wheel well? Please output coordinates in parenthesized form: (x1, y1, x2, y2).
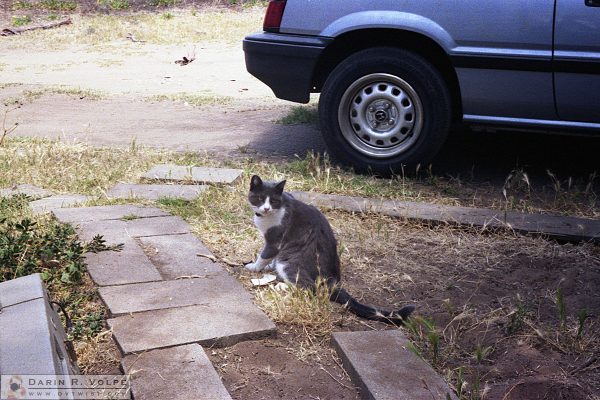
(313, 29, 462, 121)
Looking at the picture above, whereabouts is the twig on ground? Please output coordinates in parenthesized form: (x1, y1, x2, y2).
(126, 33, 146, 43)
(319, 366, 355, 390)
(197, 253, 241, 267)
(1, 18, 72, 36)
(197, 253, 217, 262)
(1, 105, 20, 146)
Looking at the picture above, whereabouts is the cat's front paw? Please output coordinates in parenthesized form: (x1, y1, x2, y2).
(244, 262, 262, 272)
(263, 262, 276, 272)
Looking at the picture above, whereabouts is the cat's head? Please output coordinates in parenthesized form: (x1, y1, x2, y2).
(248, 175, 286, 216)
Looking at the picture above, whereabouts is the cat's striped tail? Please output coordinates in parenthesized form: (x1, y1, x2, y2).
(330, 287, 415, 324)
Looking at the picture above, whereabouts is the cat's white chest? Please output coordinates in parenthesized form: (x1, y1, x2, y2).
(254, 208, 285, 236)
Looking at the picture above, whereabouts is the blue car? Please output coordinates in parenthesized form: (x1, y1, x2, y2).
(244, 0, 600, 174)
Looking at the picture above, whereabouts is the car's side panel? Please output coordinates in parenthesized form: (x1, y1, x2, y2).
(554, 0, 600, 123)
(282, 0, 557, 120)
(457, 70, 556, 119)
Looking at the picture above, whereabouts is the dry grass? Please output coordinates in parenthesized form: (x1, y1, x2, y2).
(147, 92, 233, 106)
(75, 330, 121, 374)
(0, 137, 204, 194)
(4, 86, 107, 105)
(255, 279, 335, 336)
(0, 6, 265, 49)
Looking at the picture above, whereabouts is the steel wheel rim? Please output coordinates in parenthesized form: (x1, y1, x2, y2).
(338, 73, 424, 159)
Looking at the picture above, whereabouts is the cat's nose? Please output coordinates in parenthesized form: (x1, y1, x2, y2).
(263, 207, 270, 212)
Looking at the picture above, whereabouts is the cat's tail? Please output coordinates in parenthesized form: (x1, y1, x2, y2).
(330, 287, 415, 324)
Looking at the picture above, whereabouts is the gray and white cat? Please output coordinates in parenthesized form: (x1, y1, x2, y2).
(245, 175, 415, 324)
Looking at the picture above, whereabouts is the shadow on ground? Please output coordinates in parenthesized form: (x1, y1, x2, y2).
(431, 128, 600, 185)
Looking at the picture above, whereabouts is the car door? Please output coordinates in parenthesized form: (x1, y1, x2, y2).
(554, 0, 600, 123)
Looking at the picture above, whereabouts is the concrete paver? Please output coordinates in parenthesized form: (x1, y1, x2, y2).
(0, 184, 54, 199)
(294, 191, 600, 243)
(143, 164, 243, 185)
(98, 274, 243, 316)
(29, 194, 91, 215)
(84, 239, 162, 286)
(76, 216, 190, 244)
(139, 233, 224, 279)
(122, 344, 232, 400)
(108, 300, 276, 354)
(107, 183, 207, 201)
(53, 205, 169, 224)
(332, 330, 457, 400)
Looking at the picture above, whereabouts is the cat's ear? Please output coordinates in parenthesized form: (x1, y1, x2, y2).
(274, 180, 286, 194)
(250, 175, 263, 191)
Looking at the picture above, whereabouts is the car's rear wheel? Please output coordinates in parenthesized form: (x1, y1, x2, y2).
(319, 47, 452, 175)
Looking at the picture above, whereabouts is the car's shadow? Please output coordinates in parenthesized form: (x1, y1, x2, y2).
(432, 128, 600, 185)
(248, 122, 600, 186)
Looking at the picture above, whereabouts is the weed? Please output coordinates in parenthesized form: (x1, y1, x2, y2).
(442, 298, 455, 315)
(473, 343, 492, 363)
(161, 11, 174, 19)
(506, 295, 527, 334)
(98, 0, 130, 10)
(147, 93, 232, 107)
(0, 206, 110, 284)
(152, 0, 176, 7)
(120, 214, 141, 221)
(1, 105, 20, 146)
(156, 198, 190, 208)
(5, 87, 106, 105)
(39, 0, 77, 11)
(47, 13, 59, 20)
(12, 15, 32, 27)
(576, 309, 589, 339)
(404, 316, 441, 365)
(276, 105, 319, 125)
(556, 287, 567, 329)
(11, 0, 33, 10)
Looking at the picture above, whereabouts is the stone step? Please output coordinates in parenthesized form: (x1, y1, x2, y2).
(76, 216, 190, 245)
(138, 233, 224, 279)
(84, 239, 162, 286)
(0, 184, 54, 199)
(293, 191, 600, 243)
(53, 205, 169, 224)
(142, 164, 243, 185)
(332, 330, 457, 400)
(108, 299, 275, 354)
(29, 194, 91, 215)
(107, 183, 207, 201)
(122, 344, 232, 400)
(99, 273, 244, 316)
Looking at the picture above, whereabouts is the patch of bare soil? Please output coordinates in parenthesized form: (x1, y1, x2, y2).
(208, 335, 360, 400)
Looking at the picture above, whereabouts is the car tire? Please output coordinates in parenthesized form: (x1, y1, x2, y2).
(319, 47, 452, 175)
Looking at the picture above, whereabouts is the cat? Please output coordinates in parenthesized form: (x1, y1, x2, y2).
(245, 175, 415, 324)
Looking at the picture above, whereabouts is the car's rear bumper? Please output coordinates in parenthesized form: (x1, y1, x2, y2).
(243, 32, 332, 103)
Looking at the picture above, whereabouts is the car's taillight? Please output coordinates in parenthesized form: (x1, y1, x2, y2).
(263, 0, 287, 32)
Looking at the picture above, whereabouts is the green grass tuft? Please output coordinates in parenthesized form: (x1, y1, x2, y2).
(12, 15, 32, 27)
(277, 105, 319, 125)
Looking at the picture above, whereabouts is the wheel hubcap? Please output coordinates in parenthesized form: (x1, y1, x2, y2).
(339, 73, 424, 159)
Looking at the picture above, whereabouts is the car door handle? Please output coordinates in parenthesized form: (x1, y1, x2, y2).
(585, 0, 600, 6)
